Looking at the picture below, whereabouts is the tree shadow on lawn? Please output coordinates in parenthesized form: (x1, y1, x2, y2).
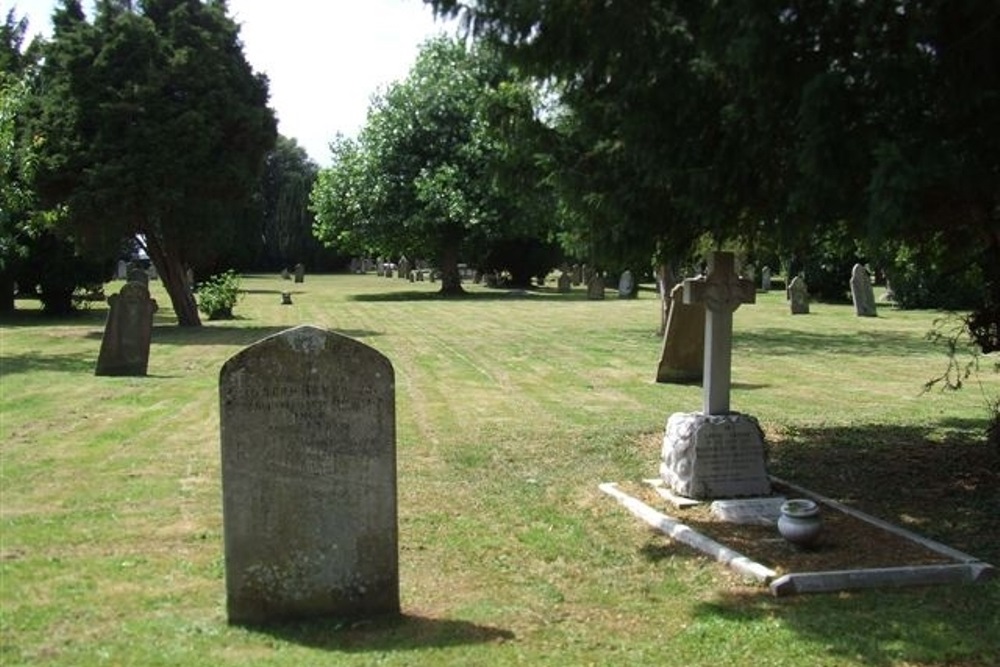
(692, 583, 1000, 667)
(768, 422, 1000, 565)
(351, 288, 601, 303)
(243, 612, 514, 653)
(0, 350, 95, 377)
(736, 328, 932, 357)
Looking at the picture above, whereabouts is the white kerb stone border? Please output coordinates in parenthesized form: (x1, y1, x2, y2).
(599, 479, 995, 597)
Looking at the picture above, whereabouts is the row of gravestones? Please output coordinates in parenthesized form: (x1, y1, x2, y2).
(655, 263, 878, 383)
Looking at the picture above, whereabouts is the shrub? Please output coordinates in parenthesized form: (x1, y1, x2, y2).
(196, 270, 243, 320)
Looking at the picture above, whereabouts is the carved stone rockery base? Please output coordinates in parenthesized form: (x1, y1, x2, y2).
(661, 412, 771, 500)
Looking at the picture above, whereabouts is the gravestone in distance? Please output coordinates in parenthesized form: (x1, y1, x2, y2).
(760, 266, 771, 292)
(94, 281, 158, 376)
(397, 256, 411, 281)
(219, 325, 399, 625)
(115, 259, 128, 280)
(586, 272, 605, 300)
(655, 282, 705, 383)
(659, 251, 771, 499)
(617, 270, 635, 298)
(557, 271, 571, 293)
(293, 263, 305, 284)
(788, 275, 810, 314)
(850, 263, 877, 317)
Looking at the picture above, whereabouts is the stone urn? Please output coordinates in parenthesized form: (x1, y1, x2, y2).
(777, 499, 822, 547)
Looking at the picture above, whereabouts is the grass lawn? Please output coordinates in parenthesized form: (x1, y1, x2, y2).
(2, 273, 998, 666)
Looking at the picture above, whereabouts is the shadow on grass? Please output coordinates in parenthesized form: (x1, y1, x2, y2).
(243, 613, 514, 653)
(0, 351, 95, 377)
(351, 288, 605, 303)
(692, 584, 1000, 666)
(0, 308, 107, 328)
(736, 328, 931, 357)
(65, 324, 383, 347)
(768, 422, 1000, 565)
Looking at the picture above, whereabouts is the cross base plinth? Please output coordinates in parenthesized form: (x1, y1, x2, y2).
(660, 412, 771, 500)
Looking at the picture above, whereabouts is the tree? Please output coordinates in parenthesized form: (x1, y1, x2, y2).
(1, 9, 36, 312)
(28, 0, 277, 326)
(258, 135, 332, 271)
(311, 37, 555, 294)
(425, 0, 999, 351)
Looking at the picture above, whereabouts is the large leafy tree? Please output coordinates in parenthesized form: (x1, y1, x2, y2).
(427, 0, 999, 351)
(28, 0, 277, 326)
(311, 37, 554, 294)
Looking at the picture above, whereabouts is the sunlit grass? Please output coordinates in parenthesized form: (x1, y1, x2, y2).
(1, 273, 997, 666)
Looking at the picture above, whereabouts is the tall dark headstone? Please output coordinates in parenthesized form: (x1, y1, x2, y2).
(219, 325, 399, 625)
(94, 282, 158, 376)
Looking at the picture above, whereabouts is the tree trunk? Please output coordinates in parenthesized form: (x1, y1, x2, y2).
(0, 270, 15, 313)
(437, 239, 465, 297)
(145, 237, 201, 326)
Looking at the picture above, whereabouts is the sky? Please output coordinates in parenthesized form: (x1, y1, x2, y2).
(6, 0, 456, 165)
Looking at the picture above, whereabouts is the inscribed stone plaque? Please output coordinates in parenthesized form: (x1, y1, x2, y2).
(94, 281, 158, 376)
(655, 283, 704, 383)
(710, 497, 787, 525)
(219, 325, 399, 625)
(660, 412, 771, 499)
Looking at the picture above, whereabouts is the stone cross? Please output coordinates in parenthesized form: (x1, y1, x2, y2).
(683, 251, 755, 414)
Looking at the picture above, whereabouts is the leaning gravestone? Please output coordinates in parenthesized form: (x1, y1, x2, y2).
(95, 281, 158, 376)
(655, 283, 704, 383)
(788, 275, 810, 314)
(850, 263, 877, 317)
(219, 325, 400, 625)
(659, 251, 770, 499)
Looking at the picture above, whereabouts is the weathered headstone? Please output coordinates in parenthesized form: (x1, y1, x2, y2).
(293, 263, 305, 284)
(571, 264, 583, 286)
(660, 251, 770, 499)
(94, 282, 158, 376)
(760, 266, 771, 292)
(850, 263, 877, 317)
(586, 272, 605, 300)
(115, 259, 128, 280)
(219, 325, 399, 625)
(617, 270, 635, 298)
(397, 256, 411, 281)
(375, 257, 384, 277)
(654, 283, 705, 383)
(788, 275, 810, 314)
(281, 268, 291, 280)
(557, 272, 572, 293)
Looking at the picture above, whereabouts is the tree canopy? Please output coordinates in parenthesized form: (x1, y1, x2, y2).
(28, 0, 277, 325)
(311, 36, 555, 293)
(426, 0, 999, 349)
